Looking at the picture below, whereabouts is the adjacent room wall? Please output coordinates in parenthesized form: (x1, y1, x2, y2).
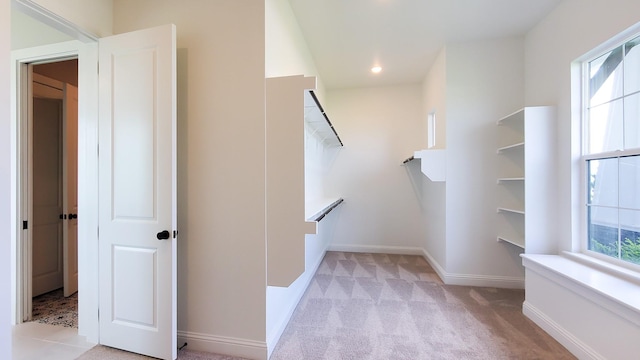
(1, 0, 12, 357)
(325, 84, 427, 253)
(113, 1, 267, 358)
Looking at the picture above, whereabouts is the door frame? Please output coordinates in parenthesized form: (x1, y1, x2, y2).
(10, 0, 100, 343)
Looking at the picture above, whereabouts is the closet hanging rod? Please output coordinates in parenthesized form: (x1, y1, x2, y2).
(312, 198, 344, 222)
(308, 90, 344, 146)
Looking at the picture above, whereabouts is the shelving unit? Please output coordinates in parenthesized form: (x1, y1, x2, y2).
(495, 106, 555, 253)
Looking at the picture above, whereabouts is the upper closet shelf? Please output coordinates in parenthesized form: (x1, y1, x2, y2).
(304, 90, 343, 147)
(414, 149, 446, 182)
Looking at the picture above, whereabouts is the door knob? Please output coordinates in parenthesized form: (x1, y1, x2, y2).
(69, 213, 77, 219)
(156, 230, 170, 240)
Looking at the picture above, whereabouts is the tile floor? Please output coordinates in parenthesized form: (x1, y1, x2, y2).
(12, 322, 95, 360)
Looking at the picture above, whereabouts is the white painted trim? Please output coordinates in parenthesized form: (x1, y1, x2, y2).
(523, 301, 605, 360)
(266, 247, 327, 357)
(422, 248, 524, 289)
(177, 331, 268, 360)
(10, 40, 99, 343)
(443, 272, 524, 288)
(420, 248, 449, 284)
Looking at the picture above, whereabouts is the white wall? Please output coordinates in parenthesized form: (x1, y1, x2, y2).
(419, 48, 447, 268)
(422, 48, 447, 150)
(113, 1, 267, 358)
(30, 0, 112, 37)
(264, 0, 337, 354)
(444, 37, 526, 279)
(522, 1, 640, 358)
(325, 84, 426, 253)
(265, 0, 325, 100)
(525, 0, 640, 252)
(1, 0, 12, 358)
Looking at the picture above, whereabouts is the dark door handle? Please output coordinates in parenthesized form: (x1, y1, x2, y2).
(157, 230, 170, 240)
(69, 213, 77, 219)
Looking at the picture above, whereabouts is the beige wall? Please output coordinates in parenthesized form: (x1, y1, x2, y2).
(112, 0, 267, 357)
(1, 0, 12, 357)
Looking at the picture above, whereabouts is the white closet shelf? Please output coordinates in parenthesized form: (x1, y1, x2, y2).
(496, 177, 524, 183)
(496, 108, 525, 125)
(496, 142, 524, 153)
(304, 90, 343, 147)
(497, 207, 525, 215)
(497, 236, 525, 249)
(413, 149, 446, 182)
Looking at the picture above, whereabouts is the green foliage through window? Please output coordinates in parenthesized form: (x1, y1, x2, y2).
(591, 236, 640, 265)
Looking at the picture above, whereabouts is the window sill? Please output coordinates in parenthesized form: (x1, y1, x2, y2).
(521, 253, 640, 327)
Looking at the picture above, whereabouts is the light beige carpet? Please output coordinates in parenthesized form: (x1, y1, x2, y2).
(271, 252, 575, 360)
(77, 251, 575, 360)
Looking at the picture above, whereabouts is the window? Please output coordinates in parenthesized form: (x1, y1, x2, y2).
(427, 111, 436, 149)
(584, 34, 640, 265)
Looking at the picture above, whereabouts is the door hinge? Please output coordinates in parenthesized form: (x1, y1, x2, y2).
(22, 220, 28, 230)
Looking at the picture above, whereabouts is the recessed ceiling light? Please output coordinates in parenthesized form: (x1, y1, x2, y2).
(371, 66, 382, 74)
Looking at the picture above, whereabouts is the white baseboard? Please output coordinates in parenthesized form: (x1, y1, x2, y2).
(328, 244, 425, 256)
(420, 248, 524, 288)
(177, 331, 267, 360)
(266, 247, 327, 357)
(523, 301, 604, 360)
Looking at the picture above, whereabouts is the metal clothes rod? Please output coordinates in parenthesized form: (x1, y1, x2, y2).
(312, 198, 344, 222)
(309, 90, 344, 147)
(402, 156, 415, 164)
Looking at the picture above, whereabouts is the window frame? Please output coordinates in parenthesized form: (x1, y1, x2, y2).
(579, 29, 640, 270)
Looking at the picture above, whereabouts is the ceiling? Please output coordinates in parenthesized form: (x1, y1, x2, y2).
(288, 0, 563, 89)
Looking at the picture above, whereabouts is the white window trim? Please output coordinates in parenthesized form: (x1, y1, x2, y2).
(574, 23, 640, 273)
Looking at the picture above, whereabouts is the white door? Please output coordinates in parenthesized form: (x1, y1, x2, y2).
(98, 24, 177, 360)
(63, 83, 78, 297)
(32, 97, 63, 297)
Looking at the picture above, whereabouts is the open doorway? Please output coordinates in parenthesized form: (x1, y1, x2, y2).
(27, 59, 79, 329)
